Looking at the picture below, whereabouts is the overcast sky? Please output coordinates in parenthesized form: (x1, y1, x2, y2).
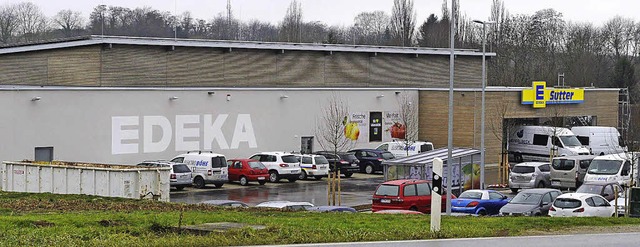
(7, 0, 638, 27)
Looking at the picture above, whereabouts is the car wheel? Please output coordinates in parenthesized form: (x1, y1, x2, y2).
(409, 206, 418, 211)
(258, 180, 267, 185)
(175, 186, 185, 191)
(510, 188, 518, 193)
(343, 172, 353, 178)
(214, 183, 224, 188)
(537, 181, 545, 188)
(269, 171, 280, 183)
(477, 210, 487, 216)
(314, 176, 323, 180)
(365, 164, 375, 174)
(193, 176, 205, 189)
(239, 176, 248, 186)
(299, 170, 308, 180)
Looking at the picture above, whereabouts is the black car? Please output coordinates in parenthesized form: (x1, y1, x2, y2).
(499, 188, 562, 216)
(314, 151, 360, 177)
(347, 149, 395, 174)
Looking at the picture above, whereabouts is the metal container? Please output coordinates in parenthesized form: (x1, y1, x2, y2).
(1, 160, 170, 202)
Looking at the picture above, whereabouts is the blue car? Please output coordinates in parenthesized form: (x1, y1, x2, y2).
(451, 190, 510, 215)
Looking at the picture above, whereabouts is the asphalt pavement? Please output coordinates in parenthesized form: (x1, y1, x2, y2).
(250, 232, 640, 247)
(170, 173, 385, 206)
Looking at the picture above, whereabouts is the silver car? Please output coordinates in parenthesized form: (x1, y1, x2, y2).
(509, 162, 551, 193)
(137, 160, 192, 191)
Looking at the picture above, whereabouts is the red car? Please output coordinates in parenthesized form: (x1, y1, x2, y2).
(371, 179, 456, 214)
(227, 159, 269, 186)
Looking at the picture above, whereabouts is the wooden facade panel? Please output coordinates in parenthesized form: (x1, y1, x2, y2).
(101, 45, 167, 86)
(223, 49, 276, 86)
(0, 52, 47, 85)
(47, 46, 100, 86)
(324, 52, 369, 86)
(276, 51, 324, 86)
(166, 47, 224, 86)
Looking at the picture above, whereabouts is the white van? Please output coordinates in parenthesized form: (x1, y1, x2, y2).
(583, 153, 636, 187)
(550, 155, 597, 189)
(508, 126, 590, 162)
(171, 151, 228, 189)
(375, 141, 434, 158)
(570, 126, 625, 155)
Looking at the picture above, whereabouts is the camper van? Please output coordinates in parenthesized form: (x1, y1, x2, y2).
(583, 153, 637, 187)
(508, 126, 590, 162)
(375, 141, 434, 158)
(571, 126, 625, 155)
(550, 155, 597, 189)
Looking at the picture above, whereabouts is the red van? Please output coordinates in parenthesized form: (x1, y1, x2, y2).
(371, 179, 455, 213)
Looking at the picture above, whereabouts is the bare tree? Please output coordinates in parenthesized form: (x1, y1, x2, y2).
(14, 2, 48, 42)
(353, 11, 389, 45)
(488, 96, 518, 184)
(0, 3, 18, 43)
(390, 0, 416, 46)
(53, 9, 84, 37)
(395, 93, 419, 156)
(280, 0, 302, 42)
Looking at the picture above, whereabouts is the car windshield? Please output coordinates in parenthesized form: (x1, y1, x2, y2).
(553, 198, 582, 208)
(381, 152, 395, 160)
(587, 159, 622, 175)
(315, 156, 329, 164)
(340, 154, 358, 162)
(458, 191, 483, 199)
(172, 164, 191, 173)
(248, 161, 266, 169)
(510, 192, 542, 205)
(281, 155, 299, 163)
(560, 135, 583, 147)
(512, 166, 535, 174)
(576, 184, 604, 194)
(375, 185, 399, 196)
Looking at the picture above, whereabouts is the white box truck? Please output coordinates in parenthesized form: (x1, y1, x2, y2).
(508, 126, 591, 162)
(571, 126, 626, 155)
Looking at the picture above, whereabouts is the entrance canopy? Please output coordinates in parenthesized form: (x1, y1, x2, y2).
(382, 147, 481, 193)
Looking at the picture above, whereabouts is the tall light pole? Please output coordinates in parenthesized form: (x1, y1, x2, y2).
(473, 19, 495, 190)
(446, 0, 456, 215)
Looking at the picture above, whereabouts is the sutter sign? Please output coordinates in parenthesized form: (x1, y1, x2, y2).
(521, 81, 584, 108)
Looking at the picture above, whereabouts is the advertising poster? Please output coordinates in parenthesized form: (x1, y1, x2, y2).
(383, 111, 404, 140)
(345, 112, 368, 141)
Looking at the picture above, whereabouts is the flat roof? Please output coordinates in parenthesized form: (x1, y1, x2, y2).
(0, 35, 497, 57)
(0, 85, 620, 92)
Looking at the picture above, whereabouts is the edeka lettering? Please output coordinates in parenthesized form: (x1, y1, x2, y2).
(111, 114, 257, 155)
(521, 81, 584, 108)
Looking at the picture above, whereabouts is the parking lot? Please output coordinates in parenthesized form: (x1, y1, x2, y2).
(170, 173, 387, 207)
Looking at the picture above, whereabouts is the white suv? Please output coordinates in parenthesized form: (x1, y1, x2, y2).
(249, 152, 301, 183)
(296, 154, 330, 180)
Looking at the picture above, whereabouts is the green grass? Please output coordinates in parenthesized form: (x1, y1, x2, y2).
(1, 191, 640, 246)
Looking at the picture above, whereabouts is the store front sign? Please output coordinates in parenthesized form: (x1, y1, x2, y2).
(521, 81, 584, 108)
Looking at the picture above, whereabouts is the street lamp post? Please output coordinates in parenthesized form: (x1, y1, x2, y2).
(473, 19, 495, 190)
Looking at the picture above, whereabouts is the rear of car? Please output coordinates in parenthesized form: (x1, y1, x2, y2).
(509, 162, 550, 192)
(249, 152, 301, 183)
(170, 163, 192, 190)
(298, 154, 330, 180)
(549, 193, 615, 217)
(316, 151, 360, 177)
(170, 152, 229, 188)
(549, 195, 583, 217)
(550, 155, 595, 189)
(371, 179, 451, 214)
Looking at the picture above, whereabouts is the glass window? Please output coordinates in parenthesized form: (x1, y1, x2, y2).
(577, 184, 603, 194)
(375, 185, 399, 196)
(533, 134, 548, 146)
(577, 136, 589, 146)
(551, 191, 561, 199)
(490, 192, 504, 200)
(539, 164, 550, 172)
(416, 183, 431, 196)
(315, 156, 329, 164)
(560, 135, 583, 147)
(592, 196, 609, 207)
(542, 193, 552, 203)
(510, 193, 542, 205)
(579, 160, 592, 169)
(587, 160, 622, 175)
(377, 144, 389, 151)
(227, 160, 234, 167)
(622, 161, 631, 176)
(553, 198, 581, 208)
(603, 185, 614, 197)
(381, 152, 395, 160)
(420, 144, 433, 152)
(171, 157, 184, 163)
(459, 191, 483, 199)
(552, 136, 564, 148)
(403, 184, 417, 196)
(211, 157, 226, 168)
(281, 155, 298, 163)
(248, 161, 266, 169)
(249, 155, 261, 161)
(234, 162, 242, 169)
(585, 197, 596, 207)
(512, 165, 535, 174)
(172, 164, 191, 173)
(301, 156, 312, 164)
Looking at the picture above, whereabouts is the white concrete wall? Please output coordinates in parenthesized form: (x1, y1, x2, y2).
(0, 88, 418, 164)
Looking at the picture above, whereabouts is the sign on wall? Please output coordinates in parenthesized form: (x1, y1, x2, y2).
(521, 81, 584, 108)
